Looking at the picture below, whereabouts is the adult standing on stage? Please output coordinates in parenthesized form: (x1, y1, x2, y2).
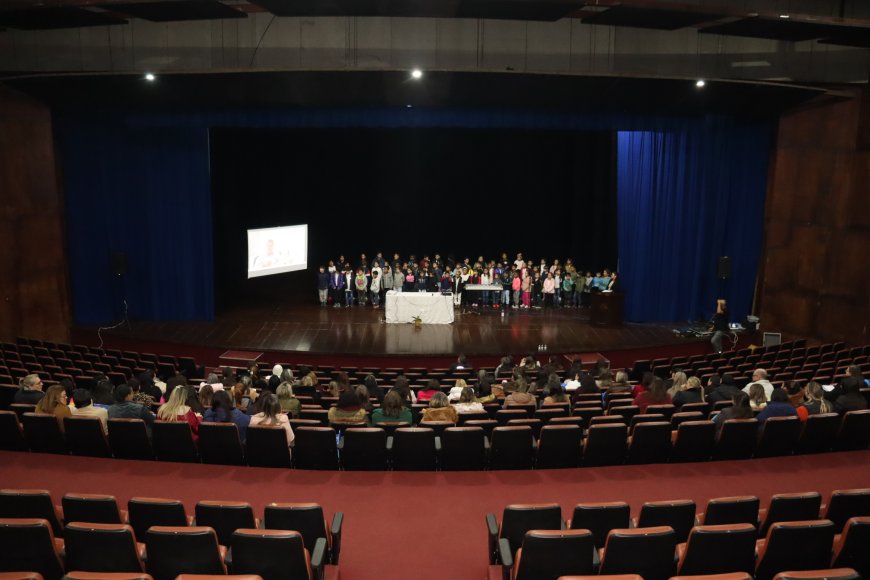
(710, 298, 729, 354)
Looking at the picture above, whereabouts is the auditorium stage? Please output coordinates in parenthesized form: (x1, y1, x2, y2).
(84, 302, 714, 366)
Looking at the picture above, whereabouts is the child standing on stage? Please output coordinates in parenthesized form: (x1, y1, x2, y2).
(355, 268, 368, 306)
(543, 272, 556, 308)
(562, 269, 575, 308)
(317, 266, 330, 307)
(521, 270, 532, 308)
(343, 265, 355, 306)
(329, 266, 344, 308)
(370, 270, 382, 308)
(512, 271, 522, 308)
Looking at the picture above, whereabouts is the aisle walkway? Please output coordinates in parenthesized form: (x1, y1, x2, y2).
(2, 450, 869, 580)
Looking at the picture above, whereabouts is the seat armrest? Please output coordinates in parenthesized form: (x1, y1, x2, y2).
(386, 436, 393, 451)
(435, 437, 442, 452)
(497, 537, 513, 569)
(330, 512, 344, 564)
(311, 536, 328, 580)
(486, 513, 499, 564)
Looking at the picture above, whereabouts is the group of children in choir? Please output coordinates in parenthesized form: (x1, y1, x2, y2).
(316, 252, 619, 309)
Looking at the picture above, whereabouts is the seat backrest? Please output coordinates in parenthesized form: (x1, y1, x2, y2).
(392, 427, 437, 470)
(293, 427, 339, 470)
(151, 421, 198, 462)
(513, 529, 595, 580)
(795, 413, 840, 454)
(760, 492, 823, 536)
(831, 517, 870, 577)
(194, 501, 257, 546)
(128, 497, 190, 541)
(0, 518, 64, 579)
(21, 413, 67, 454)
(198, 422, 245, 466)
(702, 496, 760, 526)
(600, 526, 677, 579)
(755, 520, 836, 580)
(0, 410, 26, 451)
(715, 419, 759, 460)
(63, 493, 123, 524)
(264, 503, 326, 553)
(490, 426, 535, 470)
(64, 416, 110, 458)
(636, 499, 695, 543)
(440, 427, 487, 471)
(646, 404, 676, 420)
(825, 489, 870, 530)
(231, 529, 311, 580)
(583, 423, 627, 467)
(340, 427, 387, 470)
(108, 418, 154, 460)
(536, 425, 582, 469)
(772, 569, 861, 580)
(756, 416, 801, 458)
(245, 425, 291, 467)
(836, 410, 870, 451)
(0, 489, 63, 536)
(145, 526, 226, 578)
(500, 503, 563, 554)
(678, 523, 758, 575)
(627, 422, 672, 465)
(671, 421, 715, 462)
(64, 522, 144, 572)
(569, 502, 630, 549)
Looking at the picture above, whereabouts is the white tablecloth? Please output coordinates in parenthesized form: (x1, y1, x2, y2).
(385, 291, 454, 324)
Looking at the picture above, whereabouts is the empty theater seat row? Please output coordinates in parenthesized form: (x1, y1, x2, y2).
(486, 497, 870, 580)
(0, 491, 342, 580)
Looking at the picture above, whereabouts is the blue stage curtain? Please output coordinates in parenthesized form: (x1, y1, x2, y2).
(58, 120, 213, 324)
(616, 120, 771, 323)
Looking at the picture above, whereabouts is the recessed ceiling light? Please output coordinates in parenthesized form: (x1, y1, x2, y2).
(144, 72, 156, 82)
(410, 69, 423, 80)
(695, 79, 706, 88)
(779, 14, 790, 19)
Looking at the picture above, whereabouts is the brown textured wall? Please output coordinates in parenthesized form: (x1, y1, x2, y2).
(759, 91, 870, 345)
(0, 84, 70, 343)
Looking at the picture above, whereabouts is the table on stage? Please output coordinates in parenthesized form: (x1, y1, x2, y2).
(385, 291, 454, 324)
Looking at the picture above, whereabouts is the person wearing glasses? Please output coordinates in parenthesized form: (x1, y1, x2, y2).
(14, 374, 45, 404)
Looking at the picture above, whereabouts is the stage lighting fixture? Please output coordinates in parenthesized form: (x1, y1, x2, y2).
(695, 79, 706, 88)
(411, 69, 423, 79)
(144, 72, 156, 82)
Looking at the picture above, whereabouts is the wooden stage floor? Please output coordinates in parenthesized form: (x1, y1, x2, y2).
(101, 302, 696, 357)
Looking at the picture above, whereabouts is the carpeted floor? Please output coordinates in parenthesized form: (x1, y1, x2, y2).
(2, 450, 869, 580)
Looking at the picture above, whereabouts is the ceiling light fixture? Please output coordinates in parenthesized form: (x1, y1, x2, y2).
(410, 69, 423, 80)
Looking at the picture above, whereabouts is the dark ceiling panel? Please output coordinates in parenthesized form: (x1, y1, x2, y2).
(818, 33, 870, 49)
(580, 5, 727, 31)
(0, 6, 127, 30)
(248, 0, 580, 20)
(455, 1, 584, 21)
(699, 16, 854, 42)
(104, 1, 247, 22)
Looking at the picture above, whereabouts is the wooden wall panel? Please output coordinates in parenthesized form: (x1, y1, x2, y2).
(759, 92, 870, 346)
(0, 84, 70, 343)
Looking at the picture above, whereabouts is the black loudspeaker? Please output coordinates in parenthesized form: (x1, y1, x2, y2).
(110, 252, 127, 276)
(717, 256, 731, 279)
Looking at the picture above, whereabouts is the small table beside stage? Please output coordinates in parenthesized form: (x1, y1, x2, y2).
(385, 291, 454, 324)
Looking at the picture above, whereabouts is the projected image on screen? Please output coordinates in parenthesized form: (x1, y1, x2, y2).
(247, 224, 308, 279)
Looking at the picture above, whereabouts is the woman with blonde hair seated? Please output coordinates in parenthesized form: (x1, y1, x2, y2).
(419, 392, 458, 423)
(447, 378, 468, 402)
(157, 385, 203, 440)
(35, 385, 72, 430)
(748, 382, 768, 411)
(672, 376, 705, 408)
(667, 371, 688, 399)
(504, 381, 536, 408)
(276, 382, 301, 418)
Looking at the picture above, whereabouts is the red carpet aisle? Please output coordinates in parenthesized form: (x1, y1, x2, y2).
(2, 450, 869, 580)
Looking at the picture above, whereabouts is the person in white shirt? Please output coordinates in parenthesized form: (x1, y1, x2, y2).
(70, 388, 109, 434)
(453, 387, 485, 414)
(742, 368, 775, 400)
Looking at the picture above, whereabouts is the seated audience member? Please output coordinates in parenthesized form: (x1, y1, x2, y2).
(707, 374, 742, 404)
(712, 391, 754, 435)
(355, 385, 373, 413)
(157, 385, 203, 440)
(390, 376, 417, 406)
(92, 380, 115, 408)
(634, 376, 671, 414)
(14, 374, 45, 405)
(450, 354, 471, 372)
(504, 381, 536, 407)
(847, 364, 870, 388)
(417, 379, 442, 403)
(70, 388, 109, 434)
(201, 372, 224, 391)
(607, 371, 632, 395)
(743, 368, 774, 399)
(447, 378, 468, 402)
(165, 371, 188, 394)
(666, 370, 688, 398)
(755, 388, 798, 425)
(199, 384, 214, 408)
(785, 380, 806, 407)
(494, 356, 514, 379)
(572, 373, 599, 402)
(371, 391, 413, 425)
(704, 374, 721, 398)
(232, 380, 257, 415)
(543, 379, 569, 405)
(34, 385, 72, 429)
(205, 390, 252, 445)
(834, 377, 869, 415)
(128, 378, 155, 407)
(563, 370, 582, 391)
(596, 370, 614, 391)
(454, 387, 485, 414)
(477, 378, 498, 404)
(276, 382, 301, 418)
(221, 366, 237, 388)
(420, 392, 459, 423)
(138, 372, 163, 402)
(328, 391, 368, 424)
(364, 374, 385, 404)
(797, 381, 833, 421)
(183, 383, 206, 415)
(632, 372, 654, 398)
(672, 376, 704, 408)
(108, 384, 156, 433)
(748, 383, 768, 411)
(249, 393, 294, 449)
